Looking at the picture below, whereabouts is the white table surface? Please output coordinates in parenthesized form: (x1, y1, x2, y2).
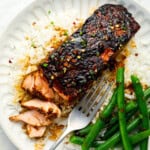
(0, 0, 149, 149)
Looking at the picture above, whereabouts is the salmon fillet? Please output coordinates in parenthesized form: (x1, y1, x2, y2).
(40, 4, 140, 101)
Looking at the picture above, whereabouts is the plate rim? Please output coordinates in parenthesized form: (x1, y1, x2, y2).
(0, 0, 150, 149)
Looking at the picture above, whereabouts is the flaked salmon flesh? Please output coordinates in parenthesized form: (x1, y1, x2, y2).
(9, 110, 51, 126)
(22, 71, 54, 100)
(26, 125, 46, 138)
(21, 98, 61, 117)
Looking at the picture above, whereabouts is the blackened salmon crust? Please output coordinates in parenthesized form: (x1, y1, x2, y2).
(41, 4, 140, 100)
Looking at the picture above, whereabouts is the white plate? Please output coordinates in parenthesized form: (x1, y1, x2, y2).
(0, 0, 150, 150)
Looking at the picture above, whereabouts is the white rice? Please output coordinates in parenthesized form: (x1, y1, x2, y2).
(11, 10, 84, 76)
(125, 37, 150, 86)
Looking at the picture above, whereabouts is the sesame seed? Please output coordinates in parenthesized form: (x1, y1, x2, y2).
(110, 26, 114, 29)
(115, 24, 120, 28)
(51, 76, 54, 80)
(77, 55, 81, 59)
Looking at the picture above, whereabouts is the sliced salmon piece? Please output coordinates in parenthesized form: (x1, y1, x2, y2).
(9, 110, 51, 126)
(22, 71, 54, 100)
(21, 99, 61, 117)
(26, 125, 46, 138)
(22, 73, 35, 92)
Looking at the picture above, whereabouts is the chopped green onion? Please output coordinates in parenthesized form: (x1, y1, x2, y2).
(31, 41, 36, 48)
(42, 63, 48, 68)
(80, 31, 83, 36)
(64, 30, 68, 36)
(81, 40, 87, 48)
(48, 10, 51, 14)
(50, 21, 55, 26)
(96, 51, 100, 56)
(50, 54, 55, 59)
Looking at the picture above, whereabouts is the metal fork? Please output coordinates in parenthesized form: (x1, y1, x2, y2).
(49, 75, 113, 150)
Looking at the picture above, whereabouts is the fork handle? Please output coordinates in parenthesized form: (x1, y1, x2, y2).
(49, 128, 72, 150)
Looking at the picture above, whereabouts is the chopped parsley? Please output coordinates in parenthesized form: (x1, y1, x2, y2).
(80, 30, 83, 36)
(31, 41, 36, 48)
(64, 30, 69, 36)
(48, 10, 51, 14)
(121, 24, 127, 30)
(96, 51, 100, 56)
(50, 21, 55, 26)
(89, 70, 95, 79)
(50, 54, 55, 59)
(42, 63, 48, 67)
(81, 40, 87, 48)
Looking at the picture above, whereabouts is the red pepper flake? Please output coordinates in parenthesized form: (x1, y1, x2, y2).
(100, 48, 114, 62)
(71, 59, 77, 63)
(64, 62, 69, 67)
(73, 50, 78, 54)
(9, 59, 12, 64)
(135, 53, 138, 56)
(32, 22, 36, 26)
(73, 21, 76, 25)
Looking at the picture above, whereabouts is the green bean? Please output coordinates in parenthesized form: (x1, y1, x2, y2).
(103, 124, 119, 140)
(103, 109, 136, 140)
(70, 135, 99, 147)
(97, 127, 150, 150)
(71, 131, 150, 148)
(75, 124, 93, 136)
(81, 88, 117, 150)
(108, 101, 137, 126)
(104, 88, 150, 139)
(70, 135, 83, 145)
(76, 88, 150, 137)
(81, 118, 104, 150)
(108, 88, 150, 127)
(116, 67, 133, 150)
(131, 75, 149, 149)
(75, 101, 136, 138)
(76, 85, 150, 136)
(144, 87, 150, 100)
(130, 129, 150, 144)
(96, 117, 140, 150)
(71, 109, 150, 150)
(77, 101, 137, 140)
(70, 122, 150, 149)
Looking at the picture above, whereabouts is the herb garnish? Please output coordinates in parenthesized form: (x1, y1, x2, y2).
(80, 30, 83, 36)
(81, 40, 87, 48)
(48, 10, 51, 14)
(42, 63, 48, 67)
(50, 21, 55, 26)
(64, 30, 69, 36)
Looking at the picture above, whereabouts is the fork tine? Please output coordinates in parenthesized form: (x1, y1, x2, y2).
(82, 81, 108, 113)
(76, 74, 109, 110)
(88, 83, 112, 119)
(84, 82, 112, 114)
(81, 80, 107, 110)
